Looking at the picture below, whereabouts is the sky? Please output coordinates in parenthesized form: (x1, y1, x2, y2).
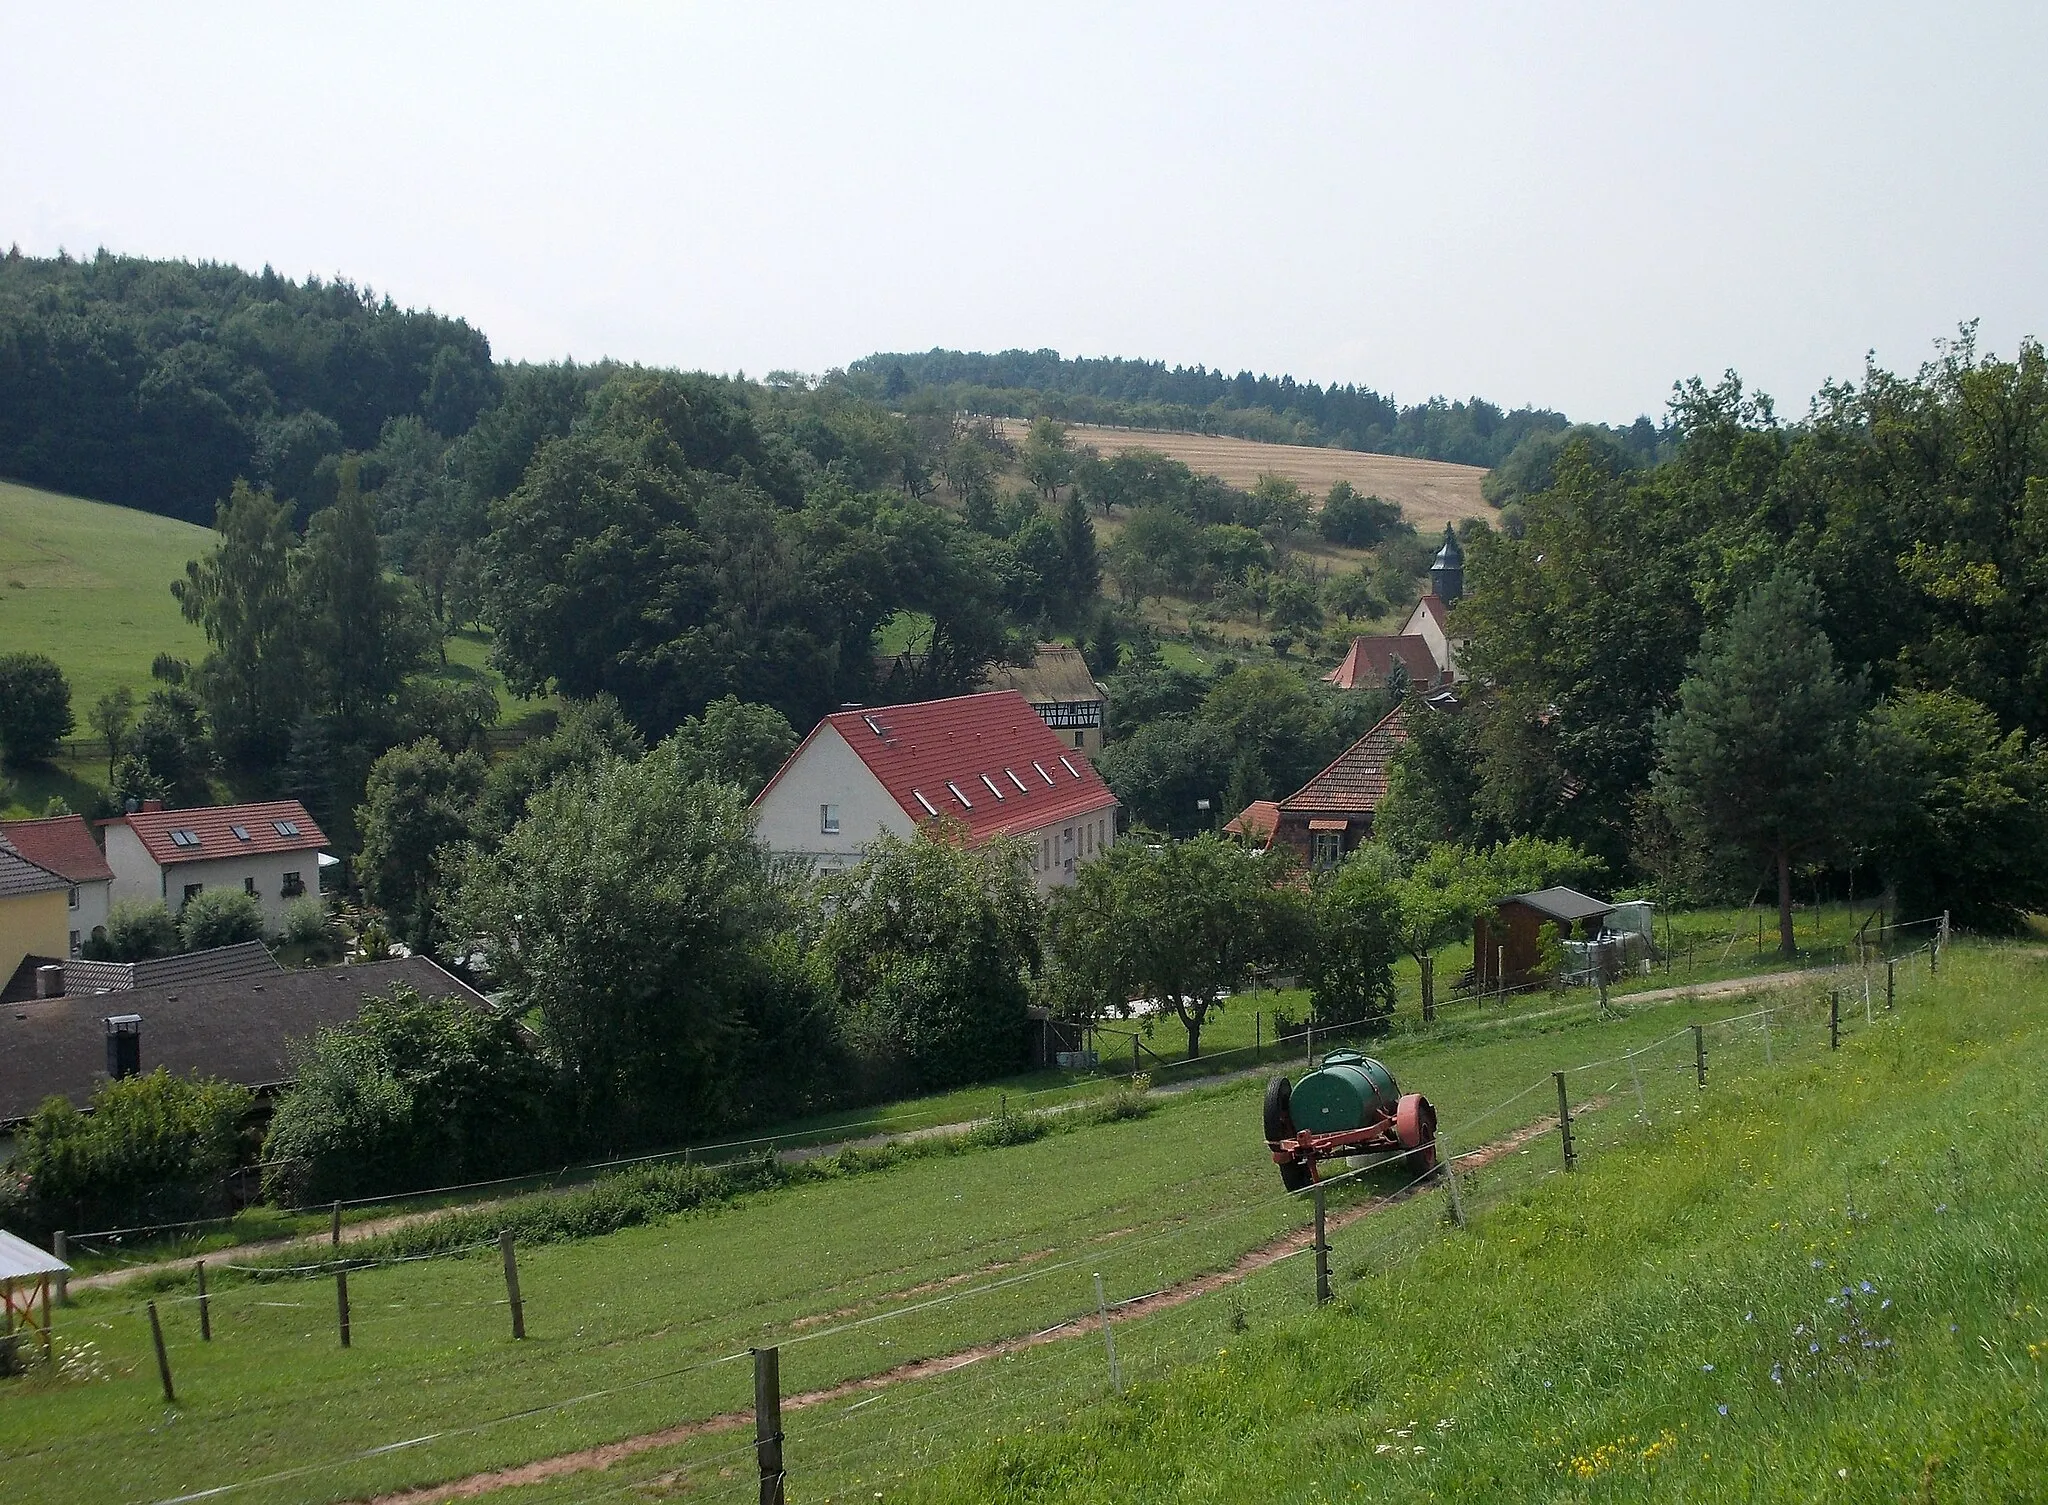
(5, 3, 2045, 425)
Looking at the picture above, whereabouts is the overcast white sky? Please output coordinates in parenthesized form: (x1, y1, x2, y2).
(6, 4, 2044, 424)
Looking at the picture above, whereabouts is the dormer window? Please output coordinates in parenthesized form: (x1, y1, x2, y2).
(169, 829, 201, 849)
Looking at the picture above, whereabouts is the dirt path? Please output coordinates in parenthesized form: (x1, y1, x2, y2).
(357, 1105, 1592, 1505)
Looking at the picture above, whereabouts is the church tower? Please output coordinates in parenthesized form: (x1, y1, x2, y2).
(1429, 524, 1464, 604)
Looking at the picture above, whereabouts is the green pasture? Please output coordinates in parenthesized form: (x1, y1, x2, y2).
(2, 943, 2014, 1504)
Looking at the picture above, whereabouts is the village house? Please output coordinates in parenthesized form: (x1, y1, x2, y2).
(979, 643, 1108, 756)
(1264, 703, 1411, 867)
(1323, 524, 1466, 693)
(751, 690, 1121, 889)
(0, 837, 71, 1005)
(100, 799, 328, 932)
(2, 815, 115, 959)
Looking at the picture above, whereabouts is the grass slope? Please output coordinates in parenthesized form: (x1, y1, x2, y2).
(2, 946, 2029, 1504)
(0, 478, 211, 711)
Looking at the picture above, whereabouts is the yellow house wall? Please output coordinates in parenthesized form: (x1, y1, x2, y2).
(0, 888, 70, 987)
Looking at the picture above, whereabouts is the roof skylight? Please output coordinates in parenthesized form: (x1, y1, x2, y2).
(945, 781, 973, 809)
(169, 830, 201, 848)
(273, 820, 301, 837)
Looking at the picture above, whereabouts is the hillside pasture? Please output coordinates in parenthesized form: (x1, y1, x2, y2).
(997, 420, 1490, 534)
(1, 943, 2024, 1504)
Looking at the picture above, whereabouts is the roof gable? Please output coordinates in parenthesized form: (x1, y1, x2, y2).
(980, 644, 1104, 704)
(2, 815, 114, 884)
(759, 691, 1117, 841)
(104, 800, 328, 868)
(1322, 635, 1441, 691)
(1278, 704, 1411, 816)
(0, 840, 69, 900)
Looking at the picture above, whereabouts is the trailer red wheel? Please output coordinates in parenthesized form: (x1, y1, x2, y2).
(1394, 1093, 1438, 1176)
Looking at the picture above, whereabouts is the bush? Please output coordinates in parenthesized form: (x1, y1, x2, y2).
(10, 1070, 253, 1238)
(262, 985, 559, 1203)
(87, 899, 180, 962)
(1318, 483, 1402, 548)
(0, 652, 74, 765)
(178, 888, 265, 951)
(280, 895, 338, 951)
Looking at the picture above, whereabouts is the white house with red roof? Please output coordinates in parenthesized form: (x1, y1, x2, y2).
(1, 815, 115, 957)
(1323, 525, 1466, 692)
(100, 799, 329, 930)
(751, 691, 1121, 889)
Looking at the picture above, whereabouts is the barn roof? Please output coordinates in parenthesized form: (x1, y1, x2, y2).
(1277, 704, 1410, 818)
(757, 691, 1117, 841)
(99, 800, 328, 869)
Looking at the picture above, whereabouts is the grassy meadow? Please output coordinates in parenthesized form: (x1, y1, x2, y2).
(3, 941, 2035, 1504)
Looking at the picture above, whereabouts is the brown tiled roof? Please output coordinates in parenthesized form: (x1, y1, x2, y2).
(1322, 635, 1441, 691)
(1223, 800, 1280, 843)
(980, 644, 1104, 705)
(1277, 704, 1410, 817)
(2, 816, 114, 884)
(100, 800, 328, 868)
(0, 956, 490, 1124)
(1414, 594, 1449, 628)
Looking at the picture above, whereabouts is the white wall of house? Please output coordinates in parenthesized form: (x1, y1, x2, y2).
(103, 825, 320, 932)
(1402, 600, 1457, 679)
(1018, 805, 1119, 891)
(65, 878, 110, 957)
(752, 725, 916, 874)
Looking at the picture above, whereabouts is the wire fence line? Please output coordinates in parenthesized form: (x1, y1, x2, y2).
(38, 939, 1957, 1505)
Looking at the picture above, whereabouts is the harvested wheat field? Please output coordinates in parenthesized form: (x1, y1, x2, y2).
(997, 419, 1489, 531)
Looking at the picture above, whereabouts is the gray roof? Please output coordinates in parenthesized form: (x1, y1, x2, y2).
(63, 941, 283, 996)
(0, 957, 490, 1125)
(0, 1228, 70, 1282)
(1507, 886, 1613, 923)
(0, 841, 69, 900)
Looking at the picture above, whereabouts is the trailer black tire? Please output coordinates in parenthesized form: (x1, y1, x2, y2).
(1262, 1075, 1296, 1143)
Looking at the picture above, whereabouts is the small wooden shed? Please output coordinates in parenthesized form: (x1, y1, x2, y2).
(0, 1228, 69, 1361)
(1474, 887, 1614, 990)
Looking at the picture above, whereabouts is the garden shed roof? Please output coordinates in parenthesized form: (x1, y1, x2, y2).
(0, 1229, 69, 1282)
(1505, 887, 1613, 924)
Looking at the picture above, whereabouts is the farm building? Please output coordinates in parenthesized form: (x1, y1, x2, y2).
(1, 816, 114, 960)
(0, 955, 488, 1127)
(751, 690, 1120, 888)
(100, 799, 328, 932)
(978, 643, 1108, 756)
(1473, 887, 1615, 990)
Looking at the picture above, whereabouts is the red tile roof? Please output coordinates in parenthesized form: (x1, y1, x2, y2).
(758, 691, 1117, 841)
(2, 815, 115, 884)
(1322, 634, 1442, 691)
(101, 800, 328, 868)
(1224, 800, 1280, 843)
(1278, 704, 1410, 817)
(1413, 594, 1449, 628)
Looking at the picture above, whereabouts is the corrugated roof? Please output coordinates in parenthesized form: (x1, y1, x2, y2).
(1277, 704, 1411, 817)
(1505, 887, 1613, 923)
(0, 839, 69, 900)
(1, 816, 114, 884)
(0, 956, 490, 1124)
(980, 644, 1104, 705)
(757, 690, 1118, 841)
(0, 1228, 69, 1282)
(1322, 634, 1442, 691)
(102, 800, 327, 868)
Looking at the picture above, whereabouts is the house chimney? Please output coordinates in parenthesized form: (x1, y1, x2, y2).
(141, 798, 165, 813)
(104, 1015, 142, 1079)
(34, 963, 63, 999)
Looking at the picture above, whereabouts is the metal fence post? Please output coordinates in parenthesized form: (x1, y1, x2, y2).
(196, 1260, 210, 1341)
(1093, 1273, 1123, 1394)
(1313, 1183, 1331, 1304)
(1830, 990, 1840, 1051)
(1440, 1142, 1465, 1228)
(336, 1269, 351, 1348)
(1887, 957, 1895, 1011)
(1554, 1072, 1575, 1171)
(1692, 1025, 1706, 1088)
(1760, 1008, 1772, 1065)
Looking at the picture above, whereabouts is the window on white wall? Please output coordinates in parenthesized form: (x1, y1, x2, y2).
(68, 886, 79, 909)
(820, 804, 840, 835)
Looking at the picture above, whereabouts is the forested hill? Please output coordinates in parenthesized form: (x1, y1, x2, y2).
(0, 248, 497, 523)
(849, 348, 1583, 467)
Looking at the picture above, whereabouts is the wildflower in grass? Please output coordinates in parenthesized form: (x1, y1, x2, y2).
(1859, 1281, 1874, 1293)
(1718, 1405, 1729, 1416)
(1701, 1363, 1714, 1372)
(1770, 1363, 1783, 1385)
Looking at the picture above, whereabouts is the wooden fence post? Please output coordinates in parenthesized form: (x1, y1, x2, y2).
(51, 1231, 68, 1306)
(1692, 1025, 1707, 1088)
(500, 1230, 525, 1340)
(147, 1300, 175, 1402)
(1313, 1183, 1331, 1304)
(336, 1270, 351, 1349)
(752, 1346, 786, 1505)
(1093, 1273, 1123, 1395)
(330, 1200, 342, 1248)
(196, 1260, 211, 1341)
(1760, 1008, 1772, 1065)
(1554, 1072, 1575, 1171)
(1254, 1011, 1261, 1063)
(1829, 990, 1840, 1051)
(1887, 957, 1895, 1011)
